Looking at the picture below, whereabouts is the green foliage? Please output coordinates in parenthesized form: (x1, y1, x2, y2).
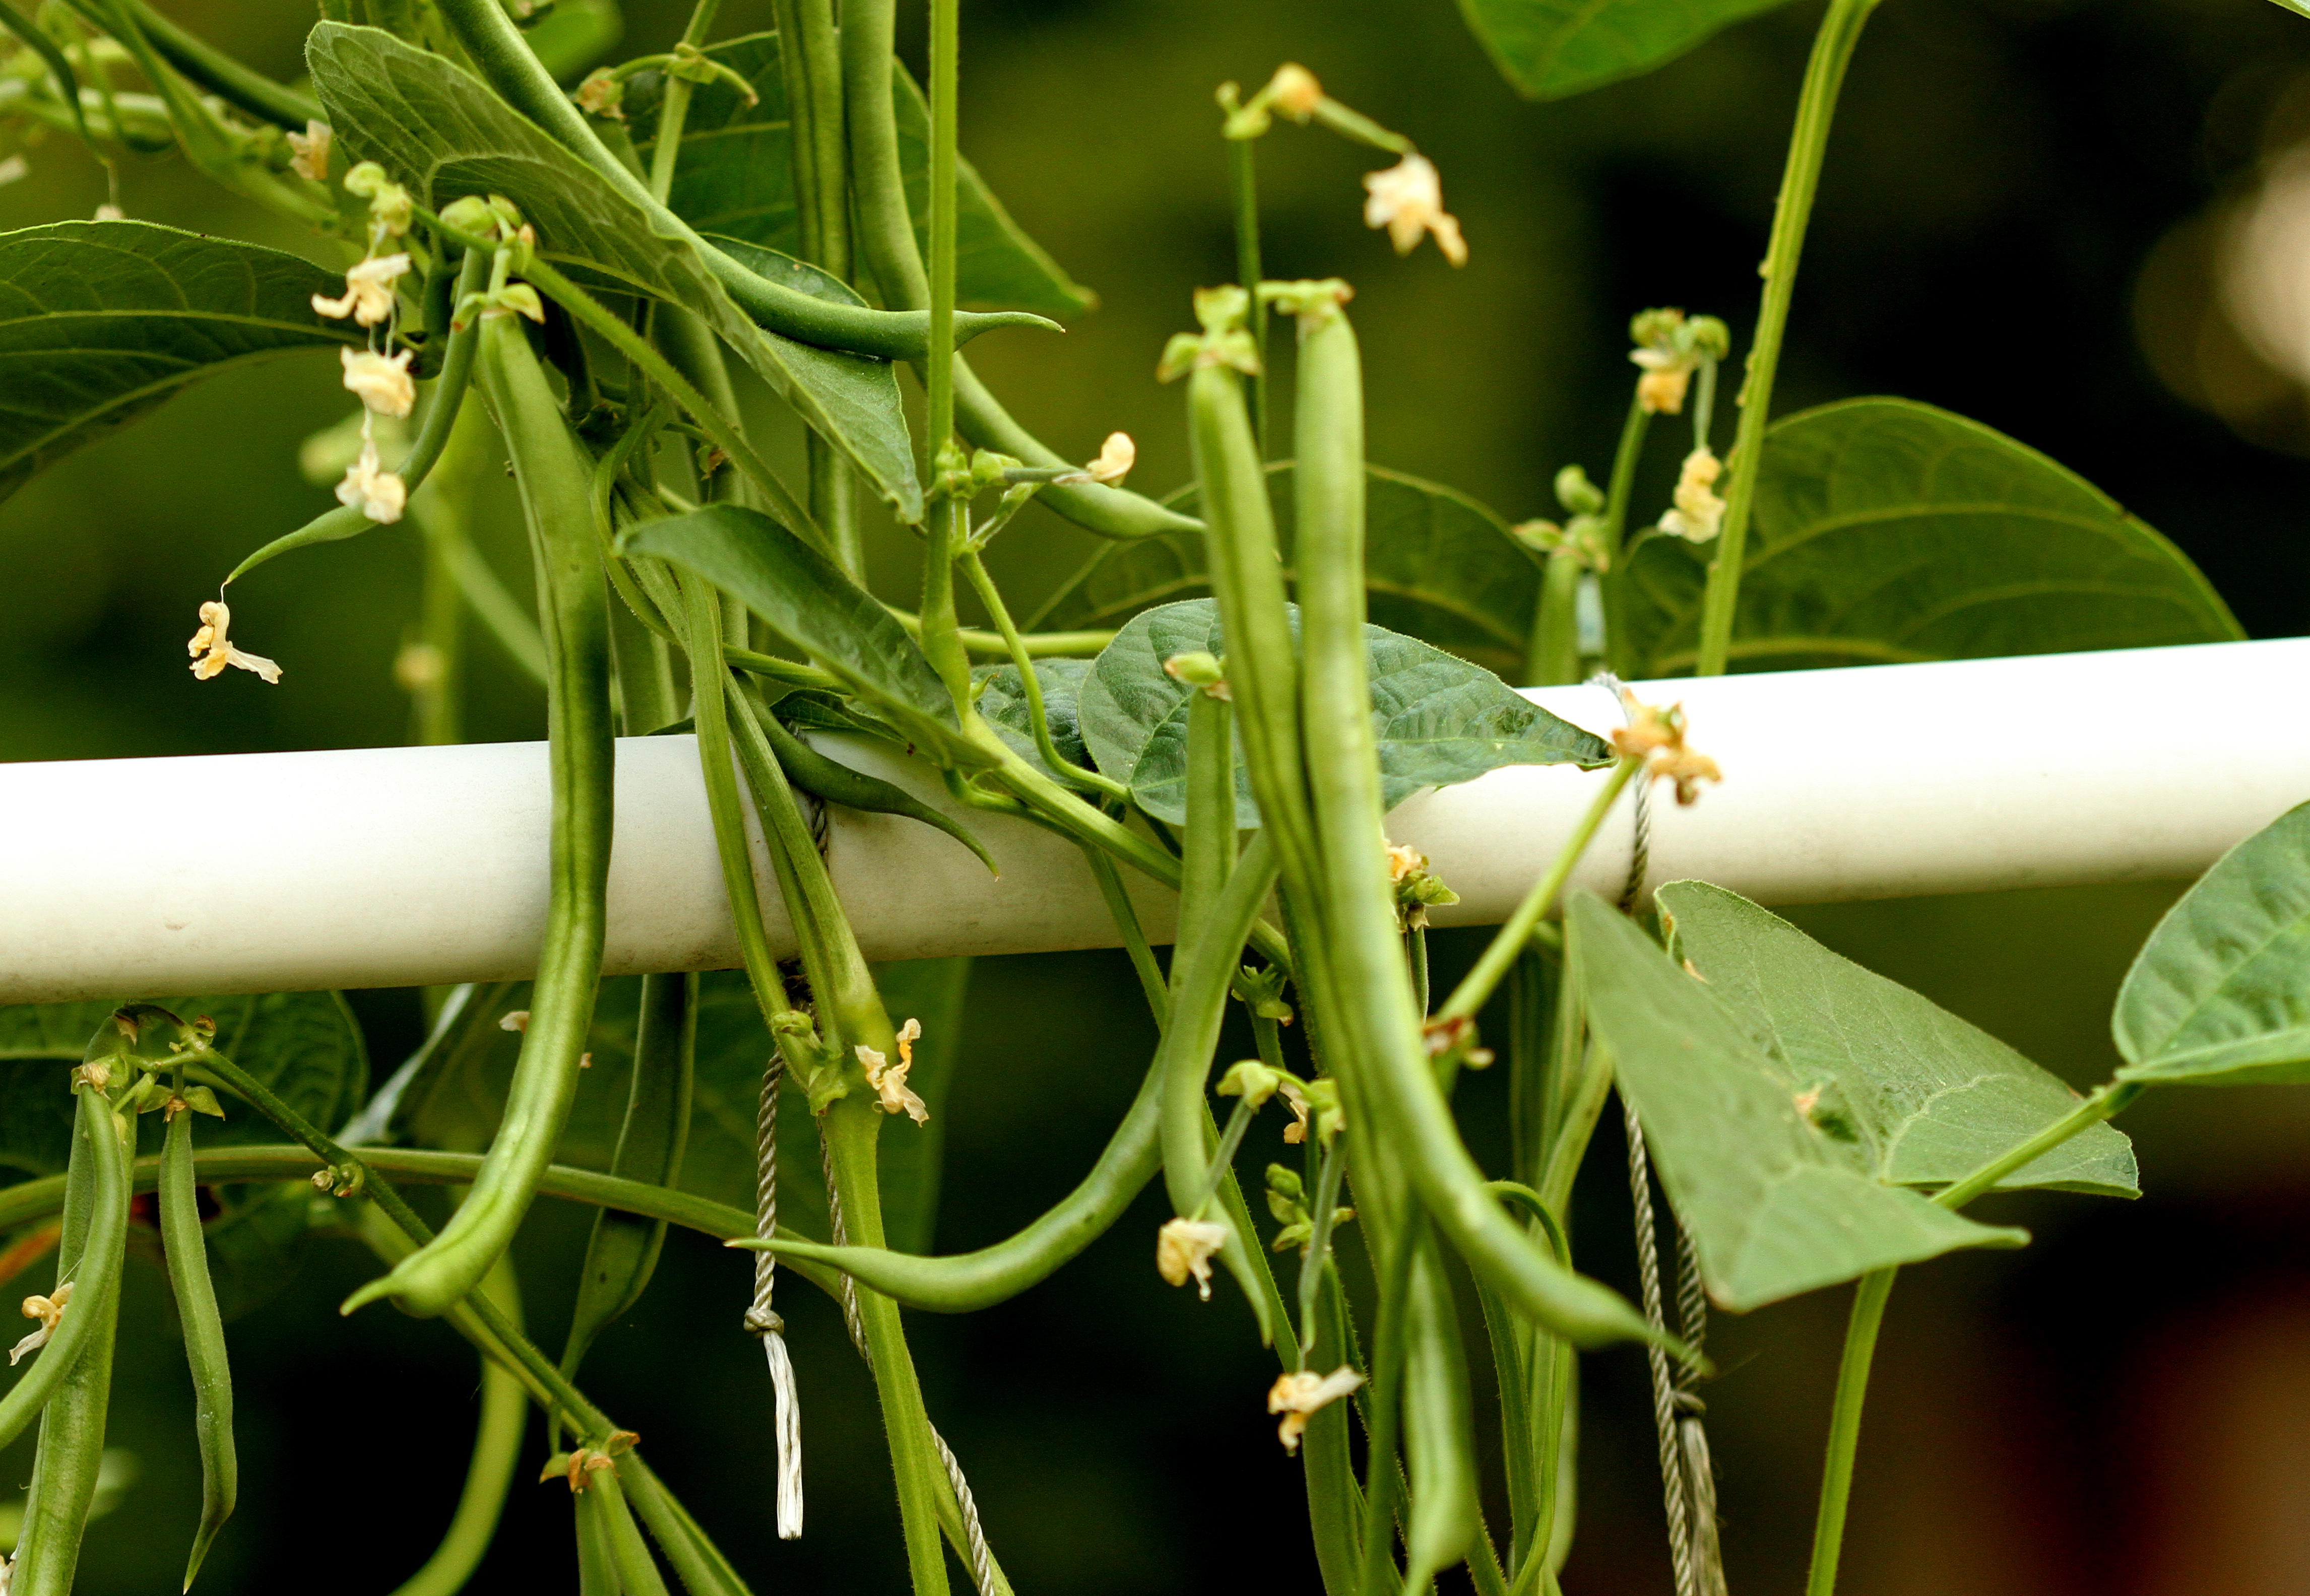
(1453, 0, 1803, 100)
(628, 34, 1093, 319)
(620, 504, 961, 752)
(972, 657, 1094, 785)
(1623, 399, 2242, 676)
(1571, 893, 2025, 1311)
(2114, 802, 2310, 1087)
(1051, 464, 1539, 679)
(305, 22, 925, 517)
(1076, 598, 1611, 826)
(0, 991, 367, 1178)
(1660, 880, 2137, 1196)
(0, 221, 352, 504)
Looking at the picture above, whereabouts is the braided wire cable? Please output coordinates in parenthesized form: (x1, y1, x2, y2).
(1675, 1226, 1728, 1595)
(819, 1125, 999, 1594)
(1625, 1099, 1698, 1596)
(743, 1057, 805, 1539)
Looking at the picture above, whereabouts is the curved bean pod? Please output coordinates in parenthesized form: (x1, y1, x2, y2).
(347, 312, 616, 1321)
(753, 696, 997, 874)
(161, 1108, 237, 1591)
(0, 1086, 127, 1456)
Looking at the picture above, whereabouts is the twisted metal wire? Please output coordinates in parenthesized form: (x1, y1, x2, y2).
(820, 1130, 999, 1595)
(1625, 1100, 1698, 1596)
(744, 1056, 805, 1539)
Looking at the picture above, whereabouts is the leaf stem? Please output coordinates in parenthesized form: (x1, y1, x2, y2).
(959, 550, 1129, 800)
(648, 0, 723, 204)
(1693, 0, 1882, 678)
(1438, 759, 1639, 1023)
(1804, 1267, 1895, 1596)
(925, 0, 958, 460)
(1599, 394, 1650, 679)
(1228, 134, 1267, 454)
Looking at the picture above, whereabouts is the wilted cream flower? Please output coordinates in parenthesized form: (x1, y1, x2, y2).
(1386, 843, 1424, 882)
(1658, 448, 1725, 542)
(1362, 154, 1466, 266)
(187, 601, 282, 685)
(499, 1010, 530, 1032)
(858, 1018, 928, 1123)
(335, 437, 407, 523)
(92, 203, 122, 221)
(573, 68, 624, 120)
(1631, 347, 1694, 415)
(341, 345, 416, 418)
(1611, 691, 1721, 806)
(1268, 1365, 1364, 1453)
(313, 252, 411, 328)
(1156, 1217, 1230, 1300)
(11, 1282, 72, 1367)
(1267, 62, 1323, 120)
(1278, 1079, 1312, 1145)
(1078, 432, 1136, 486)
(288, 120, 332, 182)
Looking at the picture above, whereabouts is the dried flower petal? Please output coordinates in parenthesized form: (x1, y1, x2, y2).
(313, 253, 410, 328)
(1362, 154, 1466, 266)
(1658, 448, 1725, 542)
(1156, 1217, 1230, 1299)
(187, 601, 282, 685)
(335, 437, 407, 523)
(341, 345, 416, 418)
(288, 120, 332, 182)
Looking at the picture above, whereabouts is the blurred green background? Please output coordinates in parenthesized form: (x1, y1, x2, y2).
(5, 0, 2310, 1590)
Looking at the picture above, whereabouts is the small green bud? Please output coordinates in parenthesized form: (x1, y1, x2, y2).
(1192, 284, 1251, 336)
(1217, 1059, 1290, 1110)
(178, 1085, 226, 1119)
(438, 194, 499, 237)
(1162, 651, 1230, 699)
(1554, 464, 1605, 517)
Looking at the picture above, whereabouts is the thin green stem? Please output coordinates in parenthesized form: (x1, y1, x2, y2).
(387, 1255, 526, 1596)
(1085, 846, 1170, 1024)
(1524, 550, 1584, 688)
(924, 0, 958, 460)
(1228, 134, 1267, 455)
(1693, 0, 1883, 678)
(649, 3, 721, 199)
(1439, 760, 1639, 1023)
(1804, 1267, 1895, 1596)
(1600, 396, 1651, 679)
(960, 549, 1128, 800)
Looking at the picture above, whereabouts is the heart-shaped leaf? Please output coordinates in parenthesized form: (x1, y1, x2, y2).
(629, 33, 1093, 319)
(305, 22, 922, 519)
(1077, 599, 1610, 826)
(973, 657, 1095, 786)
(1047, 464, 1539, 680)
(620, 503, 961, 753)
(0, 991, 368, 1178)
(1571, 893, 2025, 1312)
(1455, 0, 1801, 101)
(0, 220, 352, 503)
(1659, 880, 2136, 1197)
(1623, 398, 2241, 676)
(2114, 801, 2310, 1087)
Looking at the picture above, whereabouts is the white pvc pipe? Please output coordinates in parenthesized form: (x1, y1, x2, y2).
(4, 637, 2305, 1004)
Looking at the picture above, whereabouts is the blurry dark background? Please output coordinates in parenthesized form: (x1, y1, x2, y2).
(5, 0, 2310, 1590)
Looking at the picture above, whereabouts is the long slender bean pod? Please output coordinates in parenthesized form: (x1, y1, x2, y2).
(66, 0, 317, 126)
(1160, 685, 1243, 1215)
(754, 695, 998, 873)
(574, 1483, 620, 1596)
(1401, 1240, 1481, 1586)
(161, 1107, 237, 1591)
(596, 1469, 677, 1596)
(561, 971, 696, 1378)
(0, 1086, 128, 1455)
(389, 1254, 528, 1596)
(225, 247, 491, 584)
(429, 0, 1050, 360)
(11, 1087, 129, 1596)
(348, 313, 615, 1321)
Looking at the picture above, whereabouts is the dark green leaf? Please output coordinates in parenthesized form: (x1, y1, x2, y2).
(0, 221, 352, 503)
(1077, 599, 1611, 826)
(1048, 464, 1539, 680)
(1659, 880, 2136, 1197)
(972, 657, 1094, 785)
(2114, 801, 2310, 1087)
(305, 22, 922, 519)
(0, 991, 367, 1178)
(1623, 398, 2242, 676)
(1571, 893, 2025, 1311)
(1454, 0, 1798, 100)
(628, 33, 1093, 319)
(620, 504, 962, 751)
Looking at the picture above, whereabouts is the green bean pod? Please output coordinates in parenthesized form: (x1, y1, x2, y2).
(561, 971, 696, 1378)
(594, 1469, 675, 1596)
(619, 1455, 756, 1596)
(752, 699, 997, 874)
(224, 247, 493, 585)
(426, 0, 1049, 362)
(1401, 1242, 1479, 1584)
(348, 312, 616, 1321)
(573, 1485, 620, 1596)
(1280, 293, 1654, 1350)
(161, 1107, 237, 1590)
(1301, 1263, 1365, 1596)
(12, 1086, 130, 1596)
(1159, 683, 1239, 1218)
(387, 1252, 527, 1596)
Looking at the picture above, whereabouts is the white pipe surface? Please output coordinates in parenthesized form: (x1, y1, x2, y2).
(4, 637, 2305, 1003)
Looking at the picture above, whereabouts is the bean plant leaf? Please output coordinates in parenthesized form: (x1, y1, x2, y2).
(0, 220, 353, 503)
(305, 22, 923, 519)
(1453, 0, 1800, 101)
(621, 504, 962, 752)
(1078, 599, 1611, 826)
(1623, 398, 2242, 676)
(0, 990, 368, 1178)
(1047, 464, 1541, 680)
(628, 33, 1094, 319)
(973, 657, 1094, 785)
(2113, 802, 2310, 1087)
(1570, 893, 2025, 1312)
(1658, 880, 2137, 1197)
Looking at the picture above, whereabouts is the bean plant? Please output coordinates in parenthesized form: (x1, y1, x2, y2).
(0, 0, 2299, 1593)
